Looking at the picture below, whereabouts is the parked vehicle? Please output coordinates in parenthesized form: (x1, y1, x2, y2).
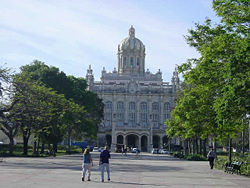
(98, 147, 105, 152)
(151, 148, 158, 154)
(160, 149, 169, 154)
(93, 147, 99, 152)
(131, 148, 138, 153)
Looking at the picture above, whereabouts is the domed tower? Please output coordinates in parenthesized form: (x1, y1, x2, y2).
(117, 26, 145, 76)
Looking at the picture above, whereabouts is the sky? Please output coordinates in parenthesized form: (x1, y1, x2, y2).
(0, 0, 220, 82)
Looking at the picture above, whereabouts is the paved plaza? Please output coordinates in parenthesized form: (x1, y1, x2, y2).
(0, 152, 249, 188)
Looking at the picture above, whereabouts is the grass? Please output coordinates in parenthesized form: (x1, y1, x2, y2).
(215, 153, 250, 176)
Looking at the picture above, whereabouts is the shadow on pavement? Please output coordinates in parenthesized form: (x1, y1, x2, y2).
(0, 156, 183, 172)
(89, 180, 164, 187)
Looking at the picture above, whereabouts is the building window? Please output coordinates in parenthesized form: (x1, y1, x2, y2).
(137, 57, 140, 66)
(130, 57, 134, 67)
(128, 102, 136, 127)
(117, 101, 124, 127)
(117, 101, 124, 110)
(164, 102, 170, 110)
(104, 101, 112, 127)
(129, 102, 135, 110)
(123, 57, 127, 68)
(152, 102, 159, 128)
(163, 102, 171, 120)
(140, 102, 148, 127)
(152, 102, 159, 111)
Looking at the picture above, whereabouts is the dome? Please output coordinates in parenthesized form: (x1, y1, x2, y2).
(118, 26, 145, 52)
(117, 26, 146, 76)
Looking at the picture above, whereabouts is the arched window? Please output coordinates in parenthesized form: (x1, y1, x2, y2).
(129, 102, 135, 110)
(128, 102, 136, 127)
(123, 57, 127, 67)
(140, 102, 148, 127)
(152, 102, 159, 111)
(117, 101, 124, 110)
(164, 102, 171, 120)
(104, 101, 112, 127)
(152, 102, 159, 128)
(164, 102, 170, 110)
(137, 57, 140, 66)
(117, 101, 124, 127)
(130, 57, 134, 67)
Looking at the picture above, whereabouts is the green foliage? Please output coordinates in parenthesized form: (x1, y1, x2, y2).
(166, 0, 249, 144)
(0, 61, 103, 155)
(19, 61, 103, 139)
(215, 153, 250, 176)
(172, 152, 184, 159)
(185, 154, 207, 161)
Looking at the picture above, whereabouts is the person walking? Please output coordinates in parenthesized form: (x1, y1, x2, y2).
(136, 147, 140, 157)
(82, 148, 93, 181)
(124, 145, 127, 156)
(99, 146, 111, 182)
(207, 148, 217, 169)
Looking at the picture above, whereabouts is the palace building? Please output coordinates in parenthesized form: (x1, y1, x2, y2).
(86, 26, 179, 152)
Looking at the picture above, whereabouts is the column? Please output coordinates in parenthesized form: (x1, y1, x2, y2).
(111, 98, 116, 151)
(147, 135, 151, 152)
(111, 128, 116, 151)
(124, 96, 128, 127)
(123, 135, 126, 146)
(136, 99, 140, 127)
(159, 135, 163, 149)
(138, 136, 141, 151)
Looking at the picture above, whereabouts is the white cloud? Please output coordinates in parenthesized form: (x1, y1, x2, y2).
(0, 0, 217, 81)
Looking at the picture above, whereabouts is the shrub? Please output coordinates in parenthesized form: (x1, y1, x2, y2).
(185, 154, 207, 161)
(215, 153, 250, 176)
(173, 152, 184, 159)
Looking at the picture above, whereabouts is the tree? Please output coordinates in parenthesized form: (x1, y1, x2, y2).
(20, 61, 104, 139)
(166, 0, 249, 159)
(0, 65, 19, 155)
(11, 72, 67, 155)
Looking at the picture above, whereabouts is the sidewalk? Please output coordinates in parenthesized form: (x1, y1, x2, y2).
(0, 152, 249, 188)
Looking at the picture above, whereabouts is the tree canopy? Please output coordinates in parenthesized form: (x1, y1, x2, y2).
(166, 0, 249, 143)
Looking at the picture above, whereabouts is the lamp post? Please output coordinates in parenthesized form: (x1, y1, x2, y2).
(111, 113, 116, 151)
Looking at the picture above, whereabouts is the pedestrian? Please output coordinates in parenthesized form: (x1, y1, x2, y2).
(124, 145, 127, 156)
(82, 148, 93, 181)
(136, 147, 140, 157)
(99, 146, 111, 182)
(207, 148, 217, 169)
(121, 146, 124, 155)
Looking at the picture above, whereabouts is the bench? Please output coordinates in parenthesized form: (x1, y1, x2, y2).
(224, 161, 242, 174)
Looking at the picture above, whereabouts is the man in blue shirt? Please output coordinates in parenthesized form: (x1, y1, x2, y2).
(99, 146, 111, 182)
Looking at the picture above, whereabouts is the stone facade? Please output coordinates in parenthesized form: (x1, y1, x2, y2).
(86, 26, 179, 152)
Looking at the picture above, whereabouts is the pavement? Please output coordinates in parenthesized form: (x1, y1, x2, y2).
(0, 152, 249, 188)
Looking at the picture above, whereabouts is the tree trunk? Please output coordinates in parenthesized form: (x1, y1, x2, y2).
(181, 139, 185, 155)
(67, 132, 71, 154)
(228, 136, 232, 162)
(37, 136, 40, 154)
(192, 139, 195, 154)
(203, 139, 207, 157)
(199, 138, 202, 155)
(23, 136, 29, 155)
(195, 138, 198, 154)
(33, 141, 37, 155)
(53, 143, 57, 153)
(242, 129, 245, 156)
(213, 140, 217, 153)
(188, 139, 191, 154)
(9, 136, 14, 155)
(168, 138, 171, 152)
(40, 143, 45, 154)
(185, 139, 189, 155)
